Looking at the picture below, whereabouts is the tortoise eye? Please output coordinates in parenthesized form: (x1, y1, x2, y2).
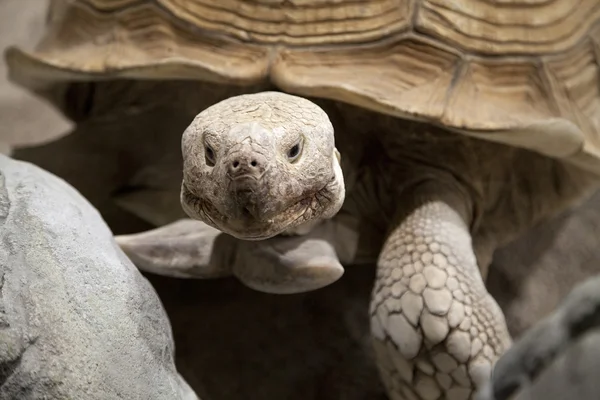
(205, 145, 215, 166)
(287, 140, 303, 162)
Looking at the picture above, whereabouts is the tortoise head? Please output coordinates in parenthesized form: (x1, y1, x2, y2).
(181, 91, 345, 240)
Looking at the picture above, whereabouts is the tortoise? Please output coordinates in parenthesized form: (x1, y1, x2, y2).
(6, 0, 600, 399)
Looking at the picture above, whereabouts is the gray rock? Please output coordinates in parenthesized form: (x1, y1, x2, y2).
(0, 154, 196, 400)
(477, 274, 600, 400)
(509, 329, 600, 400)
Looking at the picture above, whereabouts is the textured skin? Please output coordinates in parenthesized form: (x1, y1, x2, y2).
(372, 201, 511, 400)
(180, 92, 344, 241)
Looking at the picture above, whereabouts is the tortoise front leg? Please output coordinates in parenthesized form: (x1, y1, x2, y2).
(116, 218, 354, 293)
(116, 219, 232, 279)
(372, 185, 512, 400)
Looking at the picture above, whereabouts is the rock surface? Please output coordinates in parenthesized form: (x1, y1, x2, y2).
(510, 330, 600, 400)
(0, 154, 196, 400)
(478, 273, 600, 400)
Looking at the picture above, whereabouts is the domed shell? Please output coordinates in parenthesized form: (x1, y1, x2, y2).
(6, 0, 600, 174)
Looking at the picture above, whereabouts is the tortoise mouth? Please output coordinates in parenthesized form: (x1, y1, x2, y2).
(180, 180, 334, 240)
(181, 183, 314, 240)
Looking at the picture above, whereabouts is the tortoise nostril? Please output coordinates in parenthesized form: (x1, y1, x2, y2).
(228, 154, 264, 176)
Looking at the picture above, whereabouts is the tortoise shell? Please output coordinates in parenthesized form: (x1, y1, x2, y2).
(6, 0, 600, 173)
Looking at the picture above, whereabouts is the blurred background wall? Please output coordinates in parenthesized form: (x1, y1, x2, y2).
(0, 0, 70, 154)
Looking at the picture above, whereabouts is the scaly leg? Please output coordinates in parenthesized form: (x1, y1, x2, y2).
(371, 188, 512, 400)
(116, 218, 357, 294)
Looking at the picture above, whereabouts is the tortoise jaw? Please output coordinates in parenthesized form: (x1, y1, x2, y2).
(180, 182, 333, 240)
